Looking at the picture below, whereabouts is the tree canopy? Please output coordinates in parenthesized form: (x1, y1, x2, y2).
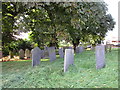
(2, 1, 115, 53)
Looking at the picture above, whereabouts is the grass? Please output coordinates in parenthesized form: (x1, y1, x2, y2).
(2, 49, 118, 88)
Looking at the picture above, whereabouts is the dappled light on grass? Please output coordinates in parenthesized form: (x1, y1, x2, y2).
(41, 59, 49, 61)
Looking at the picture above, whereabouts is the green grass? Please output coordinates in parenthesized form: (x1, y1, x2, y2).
(2, 49, 118, 88)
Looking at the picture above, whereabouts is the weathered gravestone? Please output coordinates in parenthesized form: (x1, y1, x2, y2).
(68, 47, 72, 49)
(41, 50, 44, 59)
(95, 45, 105, 69)
(64, 49, 74, 72)
(9, 51, 14, 59)
(59, 48, 64, 58)
(43, 50, 49, 59)
(48, 47, 56, 62)
(0, 51, 2, 59)
(31, 47, 41, 67)
(25, 49, 30, 58)
(19, 49, 24, 59)
(76, 46, 84, 53)
(79, 46, 84, 52)
(76, 46, 79, 53)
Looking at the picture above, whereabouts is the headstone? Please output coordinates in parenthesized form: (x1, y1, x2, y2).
(91, 46, 95, 50)
(9, 51, 14, 59)
(41, 50, 45, 59)
(0, 51, 2, 59)
(43, 50, 49, 59)
(44, 46, 48, 51)
(95, 45, 105, 69)
(48, 47, 56, 62)
(25, 49, 30, 58)
(76, 46, 84, 53)
(19, 49, 24, 59)
(59, 48, 64, 58)
(64, 49, 74, 72)
(79, 46, 84, 52)
(76, 46, 79, 53)
(31, 47, 41, 67)
(68, 47, 72, 49)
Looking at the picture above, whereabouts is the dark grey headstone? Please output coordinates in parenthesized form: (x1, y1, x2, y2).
(19, 49, 24, 59)
(64, 49, 74, 72)
(31, 47, 41, 67)
(59, 48, 64, 58)
(95, 45, 105, 69)
(48, 47, 56, 62)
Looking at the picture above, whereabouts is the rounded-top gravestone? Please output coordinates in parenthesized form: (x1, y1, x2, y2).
(19, 49, 24, 59)
(25, 49, 30, 58)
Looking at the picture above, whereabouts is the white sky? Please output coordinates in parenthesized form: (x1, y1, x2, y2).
(17, 0, 119, 41)
(104, 0, 119, 41)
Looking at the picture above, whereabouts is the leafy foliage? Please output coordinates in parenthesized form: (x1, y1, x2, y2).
(2, 2, 115, 52)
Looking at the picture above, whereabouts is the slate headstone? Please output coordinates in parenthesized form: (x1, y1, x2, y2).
(64, 49, 74, 72)
(95, 45, 105, 69)
(25, 49, 30, 58)
(19, 49, 24, 59)
(48, 47, 56, 62)
(31, 47, 41, 67)
(59, 48, 64, 58)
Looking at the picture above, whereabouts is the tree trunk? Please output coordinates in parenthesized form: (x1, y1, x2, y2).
(72, 39, 80, 51)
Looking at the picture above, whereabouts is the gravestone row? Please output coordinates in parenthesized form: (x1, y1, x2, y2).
(25, 45, 105, 72)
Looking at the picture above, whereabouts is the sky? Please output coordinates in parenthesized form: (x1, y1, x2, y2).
(16, 0, 119, 41)
(104, 0, 119, 41)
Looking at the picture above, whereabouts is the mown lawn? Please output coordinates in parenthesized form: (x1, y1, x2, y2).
(2, 49, 118, 88)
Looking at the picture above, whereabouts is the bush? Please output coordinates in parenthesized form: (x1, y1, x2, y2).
(3, 39, 33, 56)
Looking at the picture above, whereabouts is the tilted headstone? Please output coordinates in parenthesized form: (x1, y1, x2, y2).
(48, 47, 56, 62)
(19, 49, 24, 59)
(59, 48, 64, 58)
(64, 49, 74, 72)
(25, 49, 30, 58)
(31, 47, 41, 67)
(95, 45, 105, 69)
